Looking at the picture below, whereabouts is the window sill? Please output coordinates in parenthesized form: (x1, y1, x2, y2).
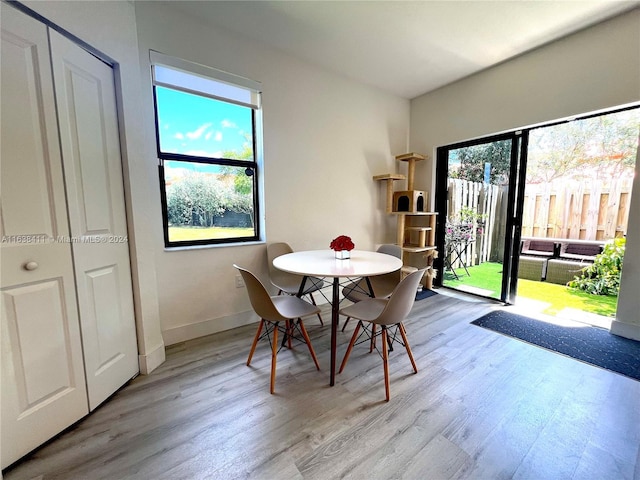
(163, 239, 265, 252)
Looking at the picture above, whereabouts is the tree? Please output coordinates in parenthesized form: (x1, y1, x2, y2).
(166, 172, 225, 227)
(166, 136, 256, 228)
(449, 140, 512, 185)
(166, 179, 192, 226)
(219, 135, 255, 224)
(526, 110, 638, 183)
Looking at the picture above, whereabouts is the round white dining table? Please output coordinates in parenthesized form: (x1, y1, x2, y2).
(273, 249, 403, 386)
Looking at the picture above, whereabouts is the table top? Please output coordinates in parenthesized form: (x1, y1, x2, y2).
(272, 250, 403, 278)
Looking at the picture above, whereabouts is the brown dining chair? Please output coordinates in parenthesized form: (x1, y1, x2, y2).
(341, 244, 402, 331)
(234, 264, 321, 394)
(267, 242, 325, 325)
(338, 268, 426, 401)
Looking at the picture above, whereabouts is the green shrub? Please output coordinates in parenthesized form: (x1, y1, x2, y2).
(568, 237, 626, 296)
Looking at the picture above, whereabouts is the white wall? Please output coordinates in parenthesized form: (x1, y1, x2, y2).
(613, 143, 640, 341)
(409, 9, 640, 339)
(134, 2, 409, 344)
(21, 0, 166, 372)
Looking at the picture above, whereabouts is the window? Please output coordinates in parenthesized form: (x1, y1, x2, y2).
(151, 51, 263, 247)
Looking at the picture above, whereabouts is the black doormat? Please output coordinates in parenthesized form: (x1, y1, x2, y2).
(416, 289, 438, 301)
(472, 310, 640, 381)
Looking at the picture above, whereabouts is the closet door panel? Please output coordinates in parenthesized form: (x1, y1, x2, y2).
(50, 30, 139, 411)
(0, 5, 88, 469)
(0, 9, 68, 238)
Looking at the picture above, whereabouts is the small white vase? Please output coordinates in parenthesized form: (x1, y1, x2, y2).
(335, 250, 350, 260)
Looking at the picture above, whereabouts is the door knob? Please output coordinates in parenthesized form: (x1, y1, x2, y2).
(23, 261, 39, 271)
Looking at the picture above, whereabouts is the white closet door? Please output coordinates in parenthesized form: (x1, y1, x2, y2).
(1, 5, 89, 468)
(49, 31, 139, 411)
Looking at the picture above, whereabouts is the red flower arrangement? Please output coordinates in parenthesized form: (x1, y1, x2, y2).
(330, 235, 355, 252)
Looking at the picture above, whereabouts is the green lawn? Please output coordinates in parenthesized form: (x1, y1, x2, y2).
(443, 262, 618, 317)
(169, 226, 254, 242)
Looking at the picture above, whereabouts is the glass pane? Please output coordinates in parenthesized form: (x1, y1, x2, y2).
(155, 86, 254, 161)
(164, 160, 255, 243)
(443, 139, 512, 300)
(514, 108, 638, 322)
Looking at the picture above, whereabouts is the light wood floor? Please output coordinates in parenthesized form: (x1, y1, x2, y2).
(5, 292, 640, 480)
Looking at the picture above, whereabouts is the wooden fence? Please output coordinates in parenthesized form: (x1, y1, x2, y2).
(446, 177, 633, 268)
(447, 179, 505, 267)
(521, 177, 632, 240)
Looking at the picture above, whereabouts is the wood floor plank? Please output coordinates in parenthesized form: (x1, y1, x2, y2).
(572, 441, 636, 480)
(401, 434, 472, 480)
(4, 292, 639, 480)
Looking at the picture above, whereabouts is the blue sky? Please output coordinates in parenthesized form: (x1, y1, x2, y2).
(156, 86, 253, 161)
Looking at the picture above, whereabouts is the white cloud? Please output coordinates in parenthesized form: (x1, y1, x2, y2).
(221, 119, 237, 129)
(204, 131, 223, 142)
(186, 123, 213, 140)
(174, 132, 184, 140)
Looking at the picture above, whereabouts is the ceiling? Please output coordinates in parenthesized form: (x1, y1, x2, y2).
(166, 1, 639, 99)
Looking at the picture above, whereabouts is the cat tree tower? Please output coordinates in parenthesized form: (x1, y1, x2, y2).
(373, 152, 438, 288)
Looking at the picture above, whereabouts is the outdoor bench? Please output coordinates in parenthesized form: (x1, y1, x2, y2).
(518, 238, 604, 284)
(518, 238, 558, 281)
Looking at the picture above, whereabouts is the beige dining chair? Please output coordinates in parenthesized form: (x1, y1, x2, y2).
(267, 242, 325, 325)
(341, 244, 402, 332)
(234, 264, 321, 394)
(338, 268, 426, 401)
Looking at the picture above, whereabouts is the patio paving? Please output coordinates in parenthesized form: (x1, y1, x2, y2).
(556, 307, 612, 330)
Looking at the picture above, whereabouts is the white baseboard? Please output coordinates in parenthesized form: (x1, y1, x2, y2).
(162, 310, 258, 346)
(138, 341, 166, 374)
(610, 319, 640, 342)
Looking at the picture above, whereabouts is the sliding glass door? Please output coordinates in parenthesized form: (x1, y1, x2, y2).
(434, 132, 528, 302)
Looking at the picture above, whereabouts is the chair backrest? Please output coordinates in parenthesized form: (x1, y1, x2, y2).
(377, 244, 402, 259)
(267, 242, 294, 275)
(375, 244, 402, 286)
(267, 242, 302, 289)
(375, 268, 427, 326)
(234, 264, 282, 321)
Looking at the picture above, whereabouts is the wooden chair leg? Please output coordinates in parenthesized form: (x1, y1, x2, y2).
(285, 319, 292, 349)
(370, 324, 377, 353)
(381, 326, 390, 402)
(399, 323, 418, 373)
(309, 293, 324, 325)
(270, 322, 278, 394)
(298, 319, 320, 370)
(247, 319, 264, 366)
(341, 317, 351, 332)
(339, 321, 361, 373)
